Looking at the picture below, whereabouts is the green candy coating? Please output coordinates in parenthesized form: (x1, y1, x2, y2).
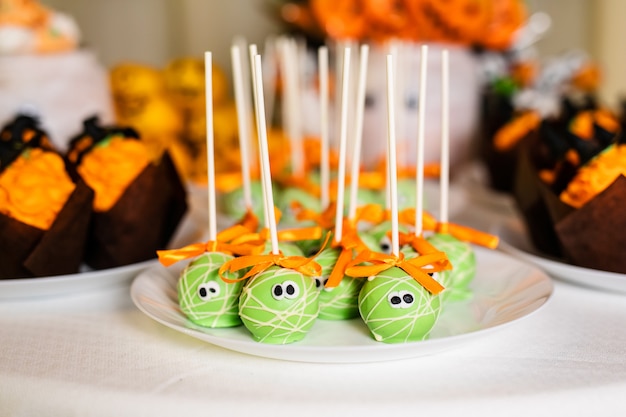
(221, 181, 274, 221)
(396, 179, 417, 211)
(358, 267, 441, 343)
(361, 221, 409, 254)
(262, 241, 304, 257)
(278, 187, 321, 225)
(315, 248, 363, 320)
(426, 233, 475, 301)
(239, 265, 319, 344)
(177, 252, 243, 328)
(343, 188, 384, 215)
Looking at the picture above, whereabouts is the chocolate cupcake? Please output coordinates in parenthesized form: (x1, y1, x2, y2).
(0, 115, 94, 279)
(67, 116, 187, 269)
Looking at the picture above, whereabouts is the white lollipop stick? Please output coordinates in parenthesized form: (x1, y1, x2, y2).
(439, 49, 450, 226)
(386, 55, 400, 257)
(415, 45, 428, 237)
(204, 52, 217, 242)
(249, 44, 270, 229)
(319, 46, 330, 210)
(253, 54, 280, 255)
(231, 44, 252, 209)
(334, 46, 351, 243)
(281, 38, 304, 177)
(348, 44, 369, 221)
(235, 37, 256, 171)
(263, 36, 278, 127)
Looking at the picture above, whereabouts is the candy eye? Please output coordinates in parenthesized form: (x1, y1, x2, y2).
(314, 277, 323, 290)
(283, 280, 300, 300)
(400, 290, 415, 307)
(379, 235, 392, 254)
(388, 291, 402, 308)
(388, 290, 416, 308)
(315, 277, 330, 291)
(197, 281, 220, 300)
(272, 281, 300, 300)
(272, 283, 285, 300)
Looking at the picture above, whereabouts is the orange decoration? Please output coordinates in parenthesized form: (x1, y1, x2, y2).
(77, 136, 150, 212)
(479, 0, 526, 50)
(310, 0, 368, 39)
(0, 149, 75, 230)
(345, 250, 447, 295)
(571, 63, 601, 92)
(569, 110, 620, 141)
(560, 145, 626, 209)
(511, 61, 538, 88)
(493, 111, 541, 152)
(406, 0, 491, 46)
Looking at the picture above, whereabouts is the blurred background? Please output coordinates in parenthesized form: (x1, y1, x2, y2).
(44, 0, 625, 109)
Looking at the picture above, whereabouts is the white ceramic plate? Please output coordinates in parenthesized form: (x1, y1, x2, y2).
(496, 216, 626, 294)
(0, 212, 205, 300)
(0, 259, 159, 300)
(130, 247, 553, 363)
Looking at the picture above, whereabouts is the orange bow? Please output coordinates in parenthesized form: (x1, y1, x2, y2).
(398, 232, 453, 270)
(345, 250, 447, 295)
(218, 253, 322, 283)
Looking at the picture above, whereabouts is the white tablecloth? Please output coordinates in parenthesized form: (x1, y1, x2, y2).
(1, 270, 626, 416)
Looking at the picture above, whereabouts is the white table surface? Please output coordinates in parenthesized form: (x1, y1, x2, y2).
(1, 260, 626, 417)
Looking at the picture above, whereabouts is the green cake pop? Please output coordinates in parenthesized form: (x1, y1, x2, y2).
(261, 241, 304, 257)
(358, 266, 441, 343)
(238, 265, 319, 344)
(427, 233, 475, 301)
(221, 180, 271, 221)
(314, 247, 363, 320)
(396, 178, 418, 211)
(278, 187, 321, 225)
(362, 220, 408, 254)
(178, 252, 243, 328)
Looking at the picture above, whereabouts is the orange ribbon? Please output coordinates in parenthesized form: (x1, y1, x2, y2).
(218, 253, 322, 283)
(230, 225, 323, 246)
(398, 232, 453, 270)
(435, 222, 499, 249)
(325, 221, 369, 288)
(395, 208, 498, 249)
(157, 240, 263, 267)
(344, 250, 447, 295)
(292, 201, 337, 230)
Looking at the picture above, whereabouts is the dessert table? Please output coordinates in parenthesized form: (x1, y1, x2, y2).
(2, 274, 626, 416)
(2, 180, 626, 417)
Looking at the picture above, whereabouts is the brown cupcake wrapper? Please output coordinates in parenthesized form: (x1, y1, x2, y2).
(0, 179, 94, 279)
(511, 131, 563, 257)
(83, 152, 187, 270)
(554, 175, 626, 273)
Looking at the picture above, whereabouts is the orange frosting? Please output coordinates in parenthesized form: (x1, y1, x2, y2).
(0, 148, 75, 230)
(77, 136, 150, 212)
(560, 144, 626, 208)
(493, 111, 541, 151)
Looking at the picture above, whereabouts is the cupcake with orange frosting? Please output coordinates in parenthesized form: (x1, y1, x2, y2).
(515, 107, 626, 272)
(0, 115, 94, 279)
(67, 117, 187, 270)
